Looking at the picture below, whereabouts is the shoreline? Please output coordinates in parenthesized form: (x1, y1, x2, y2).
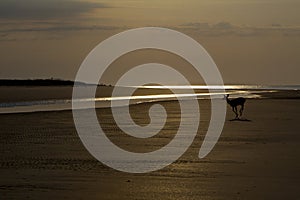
(0, 96, 300, 115)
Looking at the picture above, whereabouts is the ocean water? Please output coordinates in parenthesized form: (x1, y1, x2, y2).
(0, 85, 299, 114)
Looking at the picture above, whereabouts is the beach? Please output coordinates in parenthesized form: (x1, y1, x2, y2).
(0, 97, 299, 199)
(1, 0, 299, 199)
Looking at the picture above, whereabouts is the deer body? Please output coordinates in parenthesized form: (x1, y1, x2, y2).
(226, 94, 246, 119)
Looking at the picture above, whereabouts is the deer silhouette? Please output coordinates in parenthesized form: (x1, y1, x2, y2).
(225, 94, 246, 119)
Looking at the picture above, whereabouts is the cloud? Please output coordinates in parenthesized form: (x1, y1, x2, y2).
(213, 22, 235, 29)
(0, 0, 110, 20)
(1, 20, 299, 42)
(0, 24, 122, 33)
(178, 22, 300, 37)
(0, 23, 125, 42)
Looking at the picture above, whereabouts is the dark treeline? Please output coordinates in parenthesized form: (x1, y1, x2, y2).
(0, 79, 91, 86)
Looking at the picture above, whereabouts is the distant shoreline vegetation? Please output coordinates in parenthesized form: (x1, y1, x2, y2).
(0, 79, 111, 87)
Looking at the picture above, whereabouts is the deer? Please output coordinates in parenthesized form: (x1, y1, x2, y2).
(225, 94, 246, 119)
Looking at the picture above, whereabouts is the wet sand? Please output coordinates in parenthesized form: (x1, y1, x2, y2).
(0, 99, 299, 199)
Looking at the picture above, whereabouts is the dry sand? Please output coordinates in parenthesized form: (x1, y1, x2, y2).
(0, 99, 299, 199)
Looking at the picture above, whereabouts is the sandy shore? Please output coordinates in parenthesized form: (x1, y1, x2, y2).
(0, 99, 299, 199)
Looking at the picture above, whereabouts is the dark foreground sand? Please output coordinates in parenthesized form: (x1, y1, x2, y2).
(0, 99, 299, 200)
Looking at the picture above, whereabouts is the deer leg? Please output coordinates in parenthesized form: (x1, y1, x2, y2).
(232, 107, 238, 119)
(235, 107, 239, 119)
(239, 104, 244, 117)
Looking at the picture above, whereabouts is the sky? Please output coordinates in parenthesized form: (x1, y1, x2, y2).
(0, 0, 299, 85)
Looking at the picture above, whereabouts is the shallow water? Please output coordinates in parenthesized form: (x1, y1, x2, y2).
(0, 85, 299, 114)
